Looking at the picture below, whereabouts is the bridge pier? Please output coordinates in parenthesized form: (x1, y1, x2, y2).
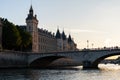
(82, 61, 98, 69)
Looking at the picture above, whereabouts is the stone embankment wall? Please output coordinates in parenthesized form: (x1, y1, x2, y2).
(0, 51, 27, 68)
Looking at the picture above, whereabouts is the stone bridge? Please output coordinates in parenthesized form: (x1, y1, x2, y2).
(1, 48, 120, 69)
(27, 48, 120, 69)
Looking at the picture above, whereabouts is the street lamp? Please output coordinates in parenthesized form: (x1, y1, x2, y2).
(92, 43, 94, 49)
(87, 40, 89, 49)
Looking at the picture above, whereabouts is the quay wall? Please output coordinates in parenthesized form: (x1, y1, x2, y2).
(0, 51, 28, 68)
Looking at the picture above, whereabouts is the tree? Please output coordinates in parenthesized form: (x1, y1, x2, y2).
(2, 18, 32, 51)
(16, 26, 32, 51)
(2, 19, 21, 50)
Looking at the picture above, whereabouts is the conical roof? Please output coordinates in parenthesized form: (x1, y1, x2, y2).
(26, 5, 36, 20)
(55, 29, 61, 39)
(62, 31, 66, 40)
(68, 34, 72, 43)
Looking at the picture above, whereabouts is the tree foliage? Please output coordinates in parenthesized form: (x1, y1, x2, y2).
(2, 19, 21, 50)
(16, 26, 32, 51)
(2, 18, 32, 51)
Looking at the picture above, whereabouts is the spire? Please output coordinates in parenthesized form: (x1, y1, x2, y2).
(62, 30, 66, 40)
(29, 5, 33, 15)
(26, 5, 38, 20)
(55, 29, 61, 39)
(68, 34, 72, 43)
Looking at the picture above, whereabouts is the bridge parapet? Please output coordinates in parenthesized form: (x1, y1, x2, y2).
(0, 48, 120, 69)
(81, 46, 120, 51)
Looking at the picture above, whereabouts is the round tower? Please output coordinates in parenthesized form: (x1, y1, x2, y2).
(55, 29, 63, 51)
(62, 31, 67, 51)
(26, 5, 39, 52)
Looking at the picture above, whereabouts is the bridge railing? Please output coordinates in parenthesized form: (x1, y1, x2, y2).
(81, 46, 120, 51)
(1, 46, 120, 54)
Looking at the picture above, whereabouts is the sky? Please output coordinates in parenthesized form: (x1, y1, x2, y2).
(1, 0, 120, 49)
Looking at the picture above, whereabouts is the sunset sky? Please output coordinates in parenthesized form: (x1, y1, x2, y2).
(1, 0, 120, 49)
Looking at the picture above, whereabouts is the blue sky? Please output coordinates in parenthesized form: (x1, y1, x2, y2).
(1, 0, 120, 49)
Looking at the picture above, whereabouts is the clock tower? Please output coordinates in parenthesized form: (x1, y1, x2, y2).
(26, 6, 39, 52)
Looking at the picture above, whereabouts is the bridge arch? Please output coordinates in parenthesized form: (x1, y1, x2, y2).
(29, 56, 73, 68)
(90, 52, 120, 69)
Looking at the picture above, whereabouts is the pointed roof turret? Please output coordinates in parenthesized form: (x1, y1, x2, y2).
(26, 5, 38, 21)
(29, 5, 33, 15)
(62, 31, 66, 40)
(68, 34, 72, 43)
(55, 29, 61, 39)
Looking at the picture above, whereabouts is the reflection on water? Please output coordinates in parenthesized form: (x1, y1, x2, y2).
(0, 64, 120, 80)
(99, 64, 120, 70)
(0, 69, 29, 80)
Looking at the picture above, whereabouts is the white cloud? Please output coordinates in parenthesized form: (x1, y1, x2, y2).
(65, 28, 108, 34)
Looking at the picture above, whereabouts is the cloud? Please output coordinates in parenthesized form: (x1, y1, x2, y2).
(65, 28, 108, 34)
(71, 29, 95, 33)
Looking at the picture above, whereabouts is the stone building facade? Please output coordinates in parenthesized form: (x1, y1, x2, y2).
(24, 6, 77, 53)
(26, 6, 39, 52)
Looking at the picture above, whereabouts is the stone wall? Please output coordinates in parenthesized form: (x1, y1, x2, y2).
(0, 51, 28, 68)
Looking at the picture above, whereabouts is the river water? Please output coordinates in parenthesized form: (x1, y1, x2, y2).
(0, 64, 120, 80)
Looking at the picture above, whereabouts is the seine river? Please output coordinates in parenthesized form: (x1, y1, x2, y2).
(0, 64, 120, 80)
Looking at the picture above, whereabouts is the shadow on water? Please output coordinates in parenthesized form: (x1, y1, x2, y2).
(0, 65, 115, 80)
(82, 67, 100, 70)
(0, 67, 82, 80)
(30, 67, 81, 71)
(0, 64, 119, 80)
(0, 65, 100, 71)
(0, 69, 30, 80)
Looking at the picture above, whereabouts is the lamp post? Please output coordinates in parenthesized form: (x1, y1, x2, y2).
(87, 40, 89, 49)
(92, 43, 94, 49)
